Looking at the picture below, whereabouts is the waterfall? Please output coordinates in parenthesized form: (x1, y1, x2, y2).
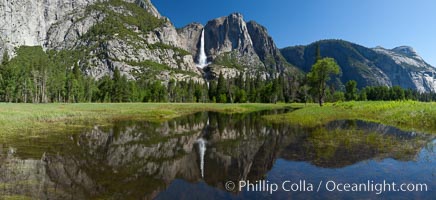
(197, 29, 208, 68)
(197, 138, 207, 178)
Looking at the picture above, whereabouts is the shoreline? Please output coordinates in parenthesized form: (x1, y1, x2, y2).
(264, 101, 436, 134)
(0, 103, 292, 137)
(2, 101, 436, 137)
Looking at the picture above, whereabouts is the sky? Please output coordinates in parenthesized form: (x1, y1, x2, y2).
(152, 0, 436, 66)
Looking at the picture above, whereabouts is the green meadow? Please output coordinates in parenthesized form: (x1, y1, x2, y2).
(1, 101, 436, 137)
(0, 103, 290, 137)
(265, 101, 436, 134)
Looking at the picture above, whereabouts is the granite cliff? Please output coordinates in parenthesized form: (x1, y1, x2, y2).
(281, 40, 436, 92)
(0, 0, 296, 83)
(1, 0, 435, 92)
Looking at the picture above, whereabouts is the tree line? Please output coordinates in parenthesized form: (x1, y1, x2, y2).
(0, 46, 301, 103)
(1, 46, 436, 104)
(304, 59, 436, 105)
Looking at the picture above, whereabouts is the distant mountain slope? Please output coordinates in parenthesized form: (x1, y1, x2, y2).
(0, 0, 204, 83)
(281, 40, 436, 92)
(0, 0, 299, 83)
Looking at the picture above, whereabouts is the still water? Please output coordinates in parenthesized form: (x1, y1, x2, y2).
(0, 110, 434, 199)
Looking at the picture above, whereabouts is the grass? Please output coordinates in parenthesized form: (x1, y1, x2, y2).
(264, 101, 436, 134)
(3, 101, 436, 137)
(0, 103, 291, 137)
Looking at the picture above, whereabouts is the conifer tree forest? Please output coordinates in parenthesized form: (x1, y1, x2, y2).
(1, 46, 436, 104)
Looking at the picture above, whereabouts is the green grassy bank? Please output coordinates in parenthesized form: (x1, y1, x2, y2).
(0, 103, 291, 137)
(265, 101, 436, 134)
(2, 101, 436, 137)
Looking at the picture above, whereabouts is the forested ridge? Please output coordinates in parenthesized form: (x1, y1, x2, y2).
(0, 46, 301, 103)
(1, 46, 436, 104)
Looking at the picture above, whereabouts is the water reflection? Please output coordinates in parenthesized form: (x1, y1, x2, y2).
(196, 138, 207, 178)
(0, 111, 434, 199)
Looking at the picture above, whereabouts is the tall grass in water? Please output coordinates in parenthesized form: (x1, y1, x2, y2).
(0, 103, 291, 137)
(265, 101, 436, 134)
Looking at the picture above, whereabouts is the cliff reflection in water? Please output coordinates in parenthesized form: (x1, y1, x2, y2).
(0, 111, 434, 199)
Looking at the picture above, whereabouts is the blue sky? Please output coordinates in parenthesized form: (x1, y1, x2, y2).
(152, 0, 436, 66)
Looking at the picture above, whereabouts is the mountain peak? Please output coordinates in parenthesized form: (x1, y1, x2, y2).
(374, 46, 385, 50)
(247, 21, 268, 32)
(391, 46, 418, 57)
(132, 0, 162, 18)
(179, 22, 204, 29)
(228, 12, 244, 19)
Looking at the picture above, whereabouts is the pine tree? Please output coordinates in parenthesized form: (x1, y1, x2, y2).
(112, 67, 122, 102)
(120, 75, 130, 102)
(98, 75, 113, 102)
(345, 80, 358, 101)
(188, 79, 195, 102)
(167, 79, 176, 102)
(83, 77, 96, 102)
(194, 83, 202, 102)
(208, 81, 217, 102)
(71, 63, 85, 102)
(216, 72, 227, 103)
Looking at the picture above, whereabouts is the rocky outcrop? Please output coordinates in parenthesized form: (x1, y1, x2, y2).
(177, 23, 204, 56)
(204, 13, 255, 59)
(0, 0, 203, 83)
(372, 46, 436, 92)
(79, 33, 202, 81)
(45, 6, 105, 50)
(281, 40, 436, 92)
(246, 21, 295, 75)
(49, 0, 203, 82)
(0, 0, 99, 52)
(202, 13, 265, 78)
(200, 13, 300, 79)
(0, 0, 161, 50)
(152, 20, 183, 48)
(132, 0, 162, 19)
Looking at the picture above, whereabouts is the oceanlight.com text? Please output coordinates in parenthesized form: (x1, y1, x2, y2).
(224, 180, 429, 195)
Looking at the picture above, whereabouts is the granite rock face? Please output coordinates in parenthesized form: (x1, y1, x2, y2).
(0, 0, 297, 83)
(0, 0, 161, 50)
(202, 13, 297, 79)
(246, 21, 296, 76)
(205, 13, 264, 75)
(372, 46, 436, 92)
(203, 13, 265, 78)
(281, 40, 436, 92)
(0, 0, 203, 83)
(177, 23, 204, 57)
(204, 13, 256, 58)
(0, 0, 99, 50)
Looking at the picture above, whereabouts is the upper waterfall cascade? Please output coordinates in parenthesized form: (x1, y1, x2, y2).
(196, 29, 209, 68)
